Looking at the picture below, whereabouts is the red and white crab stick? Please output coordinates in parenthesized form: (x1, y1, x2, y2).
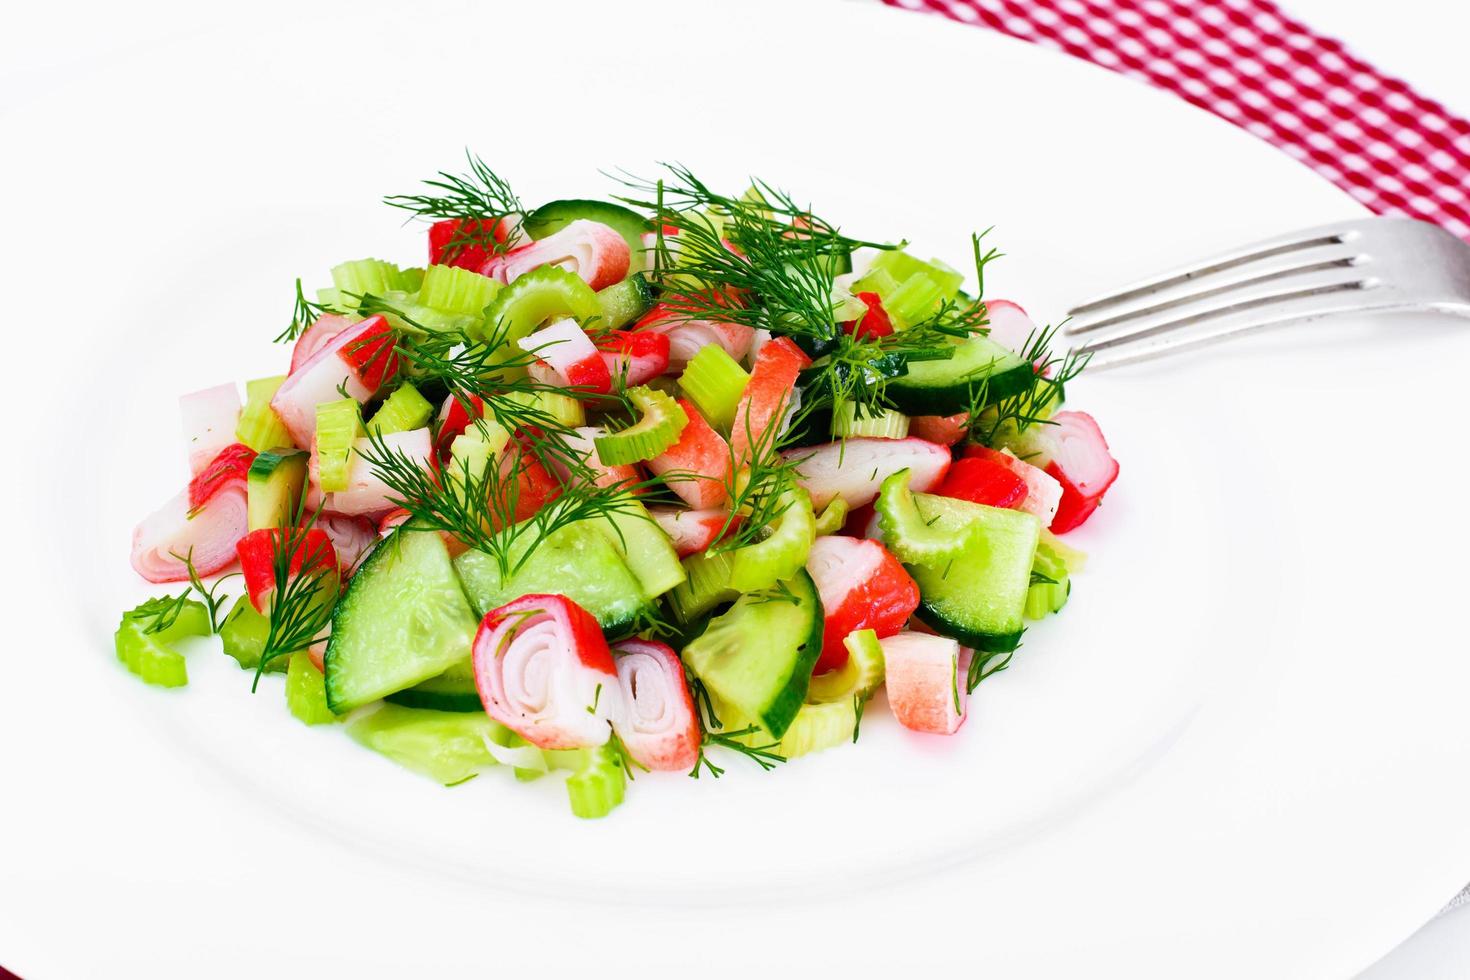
(131, 443, 255, 583)
(472, 594, 621, 750)
(610, 639, 701, 772)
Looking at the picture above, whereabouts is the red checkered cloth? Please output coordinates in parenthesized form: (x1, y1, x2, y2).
(883, 0, 1470, 241)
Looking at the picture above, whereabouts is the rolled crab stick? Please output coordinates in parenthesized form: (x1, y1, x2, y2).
(610, 639, 701, 771)
(130, 443, 256, 583)
(1013, 411, 1119, 533)
(728, 337, 809, 464)
(288, 313, 357, 375)
(804, 536, 919, 674)
(179, 383, 242, 475)
(648, 506, 728, 558)
(633, 303, 754, 370)
(645, 399, 730, 509)
(517, 319, 613, 396)
(480, 219, 629, 291)
(882, 632, 970, 735)
(595, 330, 670, 386)
(472, 594, 621, 750)
(271, 314, 399, 447)
(235, 527, 339, 614)
(783, 436, 950, 511)
(961, 445, 1063, 525)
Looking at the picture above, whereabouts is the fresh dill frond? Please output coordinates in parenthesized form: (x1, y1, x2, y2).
(136, 591, 193, 636)
(965, 322, 1090, 448)
(384, 150, 523, 260)
(254, 505, 338, 687)
(685, 675, 788, 778)
(170, 548, 235, 633)
(277, 278, 328, 344)
(966, 646, 1018, 694)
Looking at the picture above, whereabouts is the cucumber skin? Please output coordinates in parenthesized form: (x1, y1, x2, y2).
(887, 359, 1035, 416)
(682, 571, 825, 740)
(524, 199, 652, 262)
(384, 688, 484, 712)
(324, 532, 480, 714)
(906, 495, 1040, 653)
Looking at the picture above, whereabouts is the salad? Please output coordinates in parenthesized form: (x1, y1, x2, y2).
(118, 156, 1120, 818)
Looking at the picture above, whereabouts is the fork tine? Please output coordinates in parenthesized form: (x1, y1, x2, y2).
(1072, 287, 1386, 369)
(1066, 264, 1374, 354)
(1065, 241, 1364, 336)
(1065, 221, 1361, 325)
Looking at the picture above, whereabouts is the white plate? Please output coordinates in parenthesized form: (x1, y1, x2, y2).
(4, 1, 1470, 976)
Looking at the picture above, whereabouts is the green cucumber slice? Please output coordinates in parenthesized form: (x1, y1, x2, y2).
(384, 658, 481, 712)
(594, 273, 654, 330)
(524, 199, 653, 270)
(453, 520, 649, 635)
(682, 570, 823, 739)
(907, 493, 1041, 652)
(323, 531, 480, 713)
(886, 334, 1034, 416)
(591, 496, 686, 599)
(246, 448, 310, 530)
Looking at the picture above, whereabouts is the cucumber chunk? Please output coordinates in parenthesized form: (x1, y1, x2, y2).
(591, 497, 686, 600)
(247, 448, 309, 530)
(324, 531, 480, 713)
(453, 521, 649, 635)
(887, 335, 1034, 416)
(907, 493, 1041, 652)
(384, 657, 482, 712)
(682, 570, 824, 739)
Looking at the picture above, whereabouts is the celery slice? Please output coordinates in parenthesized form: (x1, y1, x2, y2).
(727, 487, 816, 593)
(808, 629, 886, 703)
(315, 399, 365, 493)
(397, 267, 426, 292)
(832, 401, 910, 439)
(812, 495, 849, 536)
(885, 273, 945, 328)
(852, 266, 899, 302)
(875, 469, 978, 566)
(594, 386, 688, 466)
(418, 263, 501, 316)
(219, 595, 287, 672)
(331, 258, 404, 300)
(285, 652, 336, 725)
(565, 743, 627, 819)
(115, 596, 210, 688)
(367, 383, 433, 436)
(480, 266, 599, 346)
(678, 346, 750, 432)
(669, 550, 738, 624)
(772, 700, 856, 758)
(237, 376, 293, 452)
(502, 389, 586, 429)
(1024, 539, 1072, 621)
(864, 249, 964, 297)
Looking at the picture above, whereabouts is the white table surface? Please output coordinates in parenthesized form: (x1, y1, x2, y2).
(7, 0, 1468, 975)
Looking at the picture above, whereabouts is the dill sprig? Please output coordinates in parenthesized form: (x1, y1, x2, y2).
(613, 165, 889, 341)
(254, 506, 338, 688)
(277, 278, 329, 344)
(384, 151, 523, 261)
(135, 591, 194, 636)
(170, 548, 235, 633)
(687, 677, 788, 778)
(965, 323, 1090, 448)
(966, 646, 1017, 693)
(356, 428, 647, 580)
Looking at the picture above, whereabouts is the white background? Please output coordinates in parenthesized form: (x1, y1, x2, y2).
(5, 0, 1469, 976)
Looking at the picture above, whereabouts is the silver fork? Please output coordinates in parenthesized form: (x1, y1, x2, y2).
(1061, 218, 1470, 369)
